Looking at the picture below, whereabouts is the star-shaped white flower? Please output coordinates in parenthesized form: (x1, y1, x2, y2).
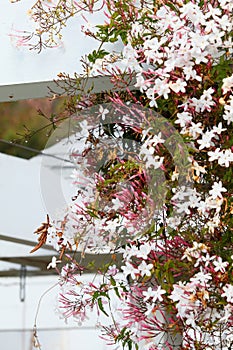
(209, 181, 227, 199)
(213, 256, 229, 273)
(143, 286, 166, 303)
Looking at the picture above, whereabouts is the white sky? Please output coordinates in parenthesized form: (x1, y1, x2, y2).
(0, 275, 116, 350)
(0, 0, 103, 85)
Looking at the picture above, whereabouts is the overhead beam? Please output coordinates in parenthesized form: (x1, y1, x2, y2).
(0, 268, 57, 278)
(0, 256, 52, 269)
(0, 234, 55, 251)
(0, 252, 123, 277)
(0, 75, 135, 102)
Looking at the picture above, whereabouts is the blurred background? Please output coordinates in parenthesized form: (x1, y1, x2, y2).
(0, 97, 65, 158)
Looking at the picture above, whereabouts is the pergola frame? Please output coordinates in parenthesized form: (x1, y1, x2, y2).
(0, 77, 129, 277)
(0, 76, 124, 102)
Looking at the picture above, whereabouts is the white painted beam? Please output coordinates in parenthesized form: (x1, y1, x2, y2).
(0, 75, 132, 102)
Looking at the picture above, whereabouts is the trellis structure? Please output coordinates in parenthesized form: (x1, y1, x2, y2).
(0, 0, 125, 277)
(0, 78, 125, 277)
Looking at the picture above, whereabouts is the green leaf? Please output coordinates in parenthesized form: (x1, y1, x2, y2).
(88, 49, 109, 64)
(110, 276, 116, 286)
(97, 298, 109, 317)
(113, 287, 121, 298)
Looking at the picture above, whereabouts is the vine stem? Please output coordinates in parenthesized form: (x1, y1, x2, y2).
(32, 282, 59, 349)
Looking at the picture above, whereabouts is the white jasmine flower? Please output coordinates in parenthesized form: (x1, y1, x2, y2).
(208, 148, 221, 162)
(154, 78, 171, 99)
(213, 257, 229, 273)
(146, 87, 158, 108)
(195, 253, 215, 267)
(188, 122, 203, 139)
(122, 245, 139, 260)
(191, 88, 216, 113)
(175, 112, 193, 128)
(112, 197, 122, 210)
(205, 4, 221, 19)
(145, 155, 164, 169)
(183, 65, 202, 81)
(98, 105, 109, 120)
(121, 261, 139, 279)
(138, 260, 153, 277)
(135, 74, 151, 92)
(166, 216, 181, 229)
(150, 132, 165, 145)
(169, 78, 187, 93)
(209, 181, 227, 199)
(143, 286, 166, 303)
(205, 215, 221, 233)
(218, 149, 233, 167)
(212, 122, 226, 135)
(222, 74, 233, 94)
(107, 265, 119, 276)
(136, 243, 151, 260)
(222, 284, 233, 303)
(197, 130, 215, 150)
(223, 96, 233, 124)
(47, 256, 61, 269)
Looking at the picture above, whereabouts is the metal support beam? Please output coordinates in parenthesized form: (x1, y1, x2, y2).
(0, 75, 135, 102)
(0, 252, 123, 277)
(0, 234, 54, 251)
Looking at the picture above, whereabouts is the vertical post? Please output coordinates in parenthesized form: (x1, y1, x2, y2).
(19, 265, 26, 302)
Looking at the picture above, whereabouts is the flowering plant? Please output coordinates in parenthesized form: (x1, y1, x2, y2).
(19, 0, 233, 349)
